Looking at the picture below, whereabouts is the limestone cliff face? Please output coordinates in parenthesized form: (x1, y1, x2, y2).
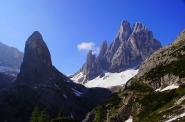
(76, 20, 162, 82)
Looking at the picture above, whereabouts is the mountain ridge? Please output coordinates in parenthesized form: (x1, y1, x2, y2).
(72, 20, 162, 85)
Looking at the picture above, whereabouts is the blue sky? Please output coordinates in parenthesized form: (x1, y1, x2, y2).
(0, 0, 185, 75)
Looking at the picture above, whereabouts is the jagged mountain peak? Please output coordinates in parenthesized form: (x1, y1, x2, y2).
(98, 40, 108, 57)
(121, 20, 131, 29)
(86, 50, 96, 65)
(73, 20, 162, 83)
(116, 20, 132, 42)
(132, 22, 148, 32)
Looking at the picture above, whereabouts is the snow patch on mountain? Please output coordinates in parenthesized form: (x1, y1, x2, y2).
(83, 69, 138, 88)
(125, 116, 133, 122)
(165, 112, 185, 122)
(155, 84, 179, 92)
(71, 72, 85, 83)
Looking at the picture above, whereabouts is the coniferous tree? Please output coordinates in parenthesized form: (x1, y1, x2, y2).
(94, 105, 106, 122)
(51, 111, 64, 122)
(38, 109, 49, 122)
(30, 107, 40, 122)
(50, 111, 75, 122)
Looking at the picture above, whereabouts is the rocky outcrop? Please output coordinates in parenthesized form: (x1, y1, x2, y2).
(74, 20, 162, 82)
(136, 30, 185, 89)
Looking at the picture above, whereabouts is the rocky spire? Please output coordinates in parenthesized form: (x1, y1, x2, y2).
(82, 50, 103, 81)
(132, 22, 148, 32)
(97, 41, 109, 70)
(98, 40, 108, 57)
(16, 31, 61, 85)
(24, 31, 52, 67)
(14, 31, 86, 119)
(117, 20, 132, 41)
(84, 50, 96, 73)
(106, 20, 132, 62)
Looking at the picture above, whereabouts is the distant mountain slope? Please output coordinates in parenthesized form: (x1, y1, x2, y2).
(72, 20, 161, 86)
(83, 30, 185, 122)
(0, 42, 23, 89)
(0, 42, 23, 69)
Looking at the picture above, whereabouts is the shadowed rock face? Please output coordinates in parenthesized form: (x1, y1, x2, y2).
(16, 31, 62, 85)
(24, 31, 52, 67)
(14, 31, 85, 120)
(77, 20, 162, 82)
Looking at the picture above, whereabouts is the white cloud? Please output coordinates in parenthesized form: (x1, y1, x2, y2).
(77, 42, 100, 55)
(77, 42, 95, 51)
